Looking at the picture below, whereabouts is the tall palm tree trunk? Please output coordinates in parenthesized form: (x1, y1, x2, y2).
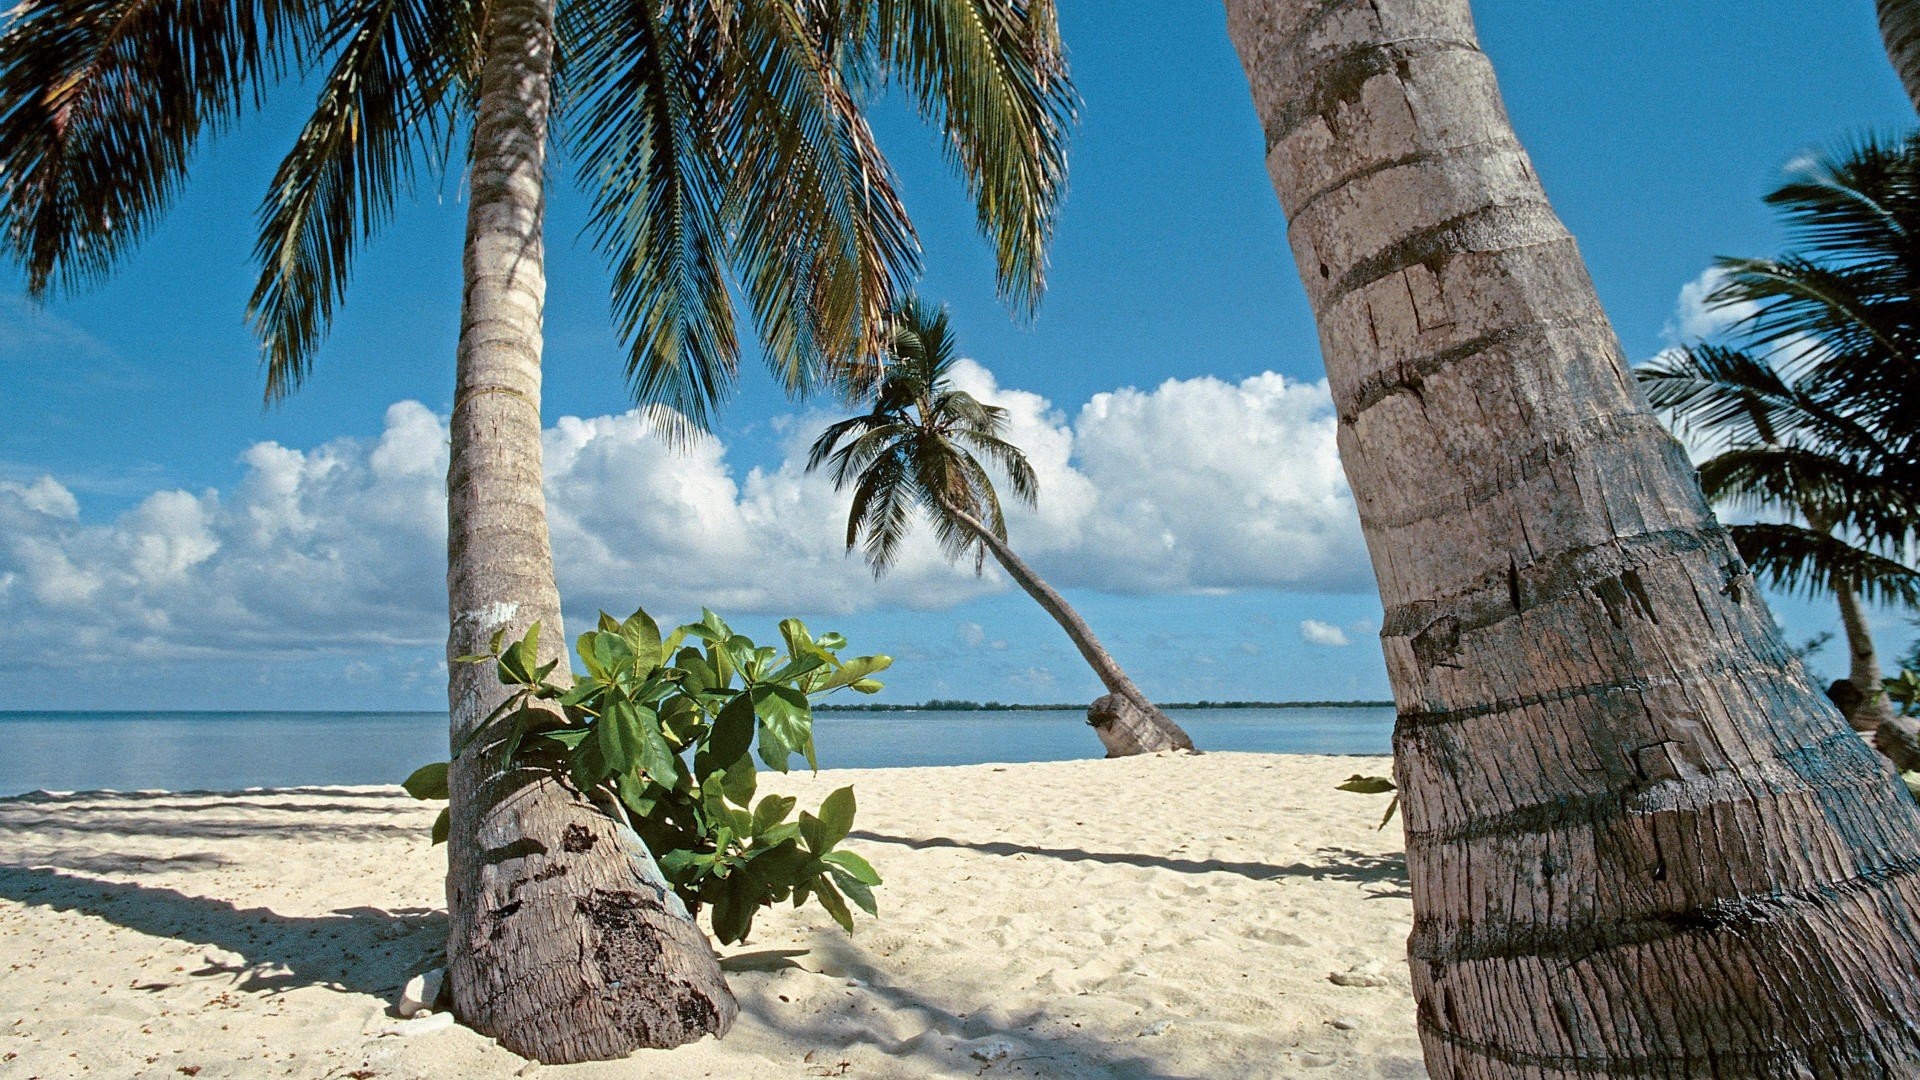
(1836, 579, 1920, 772)
(942, 502, 1194, 755)
(1226, 1, 1920, 1074)
(1880, 0, 1920, 116)
(443, 0, 734, 1062)
(1835, 580, 1896, 733)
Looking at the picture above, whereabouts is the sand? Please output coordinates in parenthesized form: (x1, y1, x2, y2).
(0, 752, 1425, 1079)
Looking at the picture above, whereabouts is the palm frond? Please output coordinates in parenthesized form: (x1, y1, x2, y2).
(723, 0, 918, 389)
(1637, 344, 1887, 460)
(559, 0, 738, 431)
(0, 0, 318, 294)
(250, 0, 475, 402)
(1730, 522, 1920, 608)
(874, 0, 1075, 312)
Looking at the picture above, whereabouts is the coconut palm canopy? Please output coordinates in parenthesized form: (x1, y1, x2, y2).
(807, 298, 1035, 575)
(1640, 136, 1920, 605)
(0, 0, 1074, 426)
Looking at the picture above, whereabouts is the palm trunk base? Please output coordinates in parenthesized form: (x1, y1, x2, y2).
(447, 758, 737, 1064)
(1087, 693, 1195, 756)
(1877, 714, 1920, 774)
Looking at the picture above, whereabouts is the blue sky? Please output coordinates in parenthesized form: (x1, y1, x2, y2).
(1, 2, 1914, 711)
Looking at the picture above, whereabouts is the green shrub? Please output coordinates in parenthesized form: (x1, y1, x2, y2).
(405, 607, 890, 945)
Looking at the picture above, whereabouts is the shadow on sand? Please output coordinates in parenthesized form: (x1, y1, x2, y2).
(0, 863, 444, 999)
(848, 830, 1409, 898)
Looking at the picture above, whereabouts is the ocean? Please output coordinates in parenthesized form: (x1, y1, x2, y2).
(0, 707, 1396, 796)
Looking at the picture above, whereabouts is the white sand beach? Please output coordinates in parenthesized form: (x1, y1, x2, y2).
(0, 753, 1424, 1079)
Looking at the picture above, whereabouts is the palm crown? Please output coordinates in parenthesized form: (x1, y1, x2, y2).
(0, 0, 1074, 425)
(807, 297, 1036, 574)
(1640, 135, 1920, 600)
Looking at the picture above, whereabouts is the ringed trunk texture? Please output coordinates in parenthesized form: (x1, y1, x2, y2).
(443, 0, 734, 1062)
(1226, 1, 1920, 1075)
(1879, 0, 1920, 116)
(944, 503, 1193, 755)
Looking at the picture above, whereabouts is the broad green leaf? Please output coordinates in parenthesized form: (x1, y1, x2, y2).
(634, 705, 681, 790)
(402, 762, 449, 801)
(753, 794, 798, 834)
(814, 787, 855, 851)
(657, 696, 703, 747)
(558, 680, 602, 708)
(820, 849, 880, 886)
(1336, 775, 1396, 795)
(570, 724, 612, 791)
(677, 648, 716, 693)
(698, 695, 757, 780)
(720, 756, 757, 807)
(619, 609, 663, 668)
(753, 685, 812, 771)
(815, 877, 855, 933)
(661, 625, 689, 662)
(712, 875, 757, 944)
(830, 869, 878, 916)
(744, 838, 811, 885)
(617, 772, 657, 819)
(542, 728, 591, 750)
(498, 623, 542, 685)
(814, 654, 893, 692)
(430, 806, 450, 845)
(778, 617, 813, 654)
(599, 697, 644, 774)
(1379, 794, 1401, 830)
(848, 679, 883, 694)
(766, 653, 828, 685)
(817, 632, 846, 651)
(591, 632, 636, 682)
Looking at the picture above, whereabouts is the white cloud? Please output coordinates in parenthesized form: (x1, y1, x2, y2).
(1664, 267, 1759, 346)
(1300, 619, 1351, 647)
(0, 366, 1373, 672)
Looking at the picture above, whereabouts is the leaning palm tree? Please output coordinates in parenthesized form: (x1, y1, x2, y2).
(1641, 344, 1920, 765)
(0, 0, 1071, 1063)
(1881, 0, 1920, 115)
(808, 300, 1193, 756)
(1225, 0, 1920, 1074)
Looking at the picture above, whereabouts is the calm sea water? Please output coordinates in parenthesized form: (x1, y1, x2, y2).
(0, 707, 1395, 796)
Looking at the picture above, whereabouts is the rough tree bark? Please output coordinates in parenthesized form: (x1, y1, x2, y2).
(1225, 1, 1920, 1075)
(1880, 0, 1920, 116)
(942, 502, 1194, 755)
(442, 0, 735, 1062)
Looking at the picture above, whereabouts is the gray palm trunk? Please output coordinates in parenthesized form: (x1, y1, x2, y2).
(1835, 581, 1896, 731)
(1226, 1, 1920, 1074)
(1880, 0, 1920, 115)
(442, 0, 734, 1062)
(1838, 580, 1920, 772)
(941, 501, 1193, 755)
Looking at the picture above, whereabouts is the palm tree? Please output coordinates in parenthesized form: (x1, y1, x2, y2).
(1641, 343, 1920, 764)
(0, 0, 1072, 1063)
(1223, 0, 1920, 1073)
(1881, 0, 1920, 115)
(807, 299, 1193, 756)
(1652, 134, 1920, 764)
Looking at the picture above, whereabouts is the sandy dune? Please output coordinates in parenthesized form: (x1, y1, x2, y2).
(0, 753, 1424, 1079)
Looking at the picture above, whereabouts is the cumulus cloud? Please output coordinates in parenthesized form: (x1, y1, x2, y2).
(1299, 619, 1352, 647)
(0, 365, 1372, 672)
(1663, 267, 1759, 347)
